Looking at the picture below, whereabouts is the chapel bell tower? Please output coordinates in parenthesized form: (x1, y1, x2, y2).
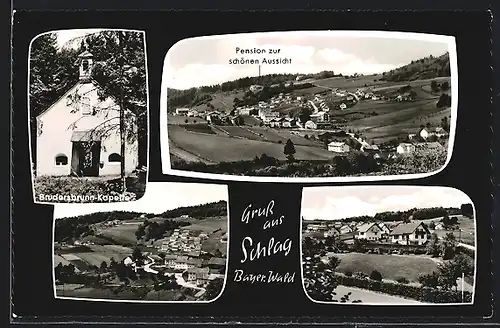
(78, 46, 94, 83)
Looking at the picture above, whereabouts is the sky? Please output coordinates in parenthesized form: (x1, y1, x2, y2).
(53, 182, 228, 219)
(301, 186, 472, 221)
(50, 29, 107, 50)
(163, 31, 452, 90)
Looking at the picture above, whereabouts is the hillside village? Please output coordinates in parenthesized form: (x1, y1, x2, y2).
(54, 202, 227, 301)
(172, 80, 450, 160)
(167, 53, 452, 177)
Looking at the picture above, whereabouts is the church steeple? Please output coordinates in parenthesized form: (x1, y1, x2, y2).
(78, 43, 94, 83)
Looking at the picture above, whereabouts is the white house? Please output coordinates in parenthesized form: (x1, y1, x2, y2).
(434, 222, 445, 230)
(175, 107, 190, 116)
(282, 117, 296, 128)
(389, 222, 431, 246)
(361, 144, 379, 152)
(35, 49, 138, 177)
(123, 256, 134, 266)
(238, 107, 252, 116)
(434, 127, 449, 138)
(340, 224, 353, 234)
(310, 111, 328, 123)
(328, 142, 350, 153)
(355, 223, 383, 241)
(250, 85, 263, 93)
(324, 227, 340, 238)
(419, 128, 430, 140)
(377, 222, 392, 238)
(304, 120, 317, 129)
(396, 143, 416, 154)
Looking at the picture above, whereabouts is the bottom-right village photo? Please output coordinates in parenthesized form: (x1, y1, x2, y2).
(301, 186, 476, 305)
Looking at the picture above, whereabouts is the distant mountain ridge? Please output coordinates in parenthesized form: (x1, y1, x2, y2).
(57, 200, 228, 222)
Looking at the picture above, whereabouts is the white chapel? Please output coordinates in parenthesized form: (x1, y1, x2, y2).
(35, 48, 138, 177)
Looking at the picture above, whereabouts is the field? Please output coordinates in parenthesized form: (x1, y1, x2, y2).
(182, 216, 227, 233)
(168, 125, 336, 163)
(330, 252, 439, 282)
(54, 244, 133, 269)
(54, 254, 73, 266)
(192, 91, 247, 113)
(240, 115, 262, 126)
(343, 99, 451, 143)
(217, 126, 266, 141)
(423, 215, 476, 245)
(96, 222, 142, 246)
(167, 115, 208, 125)
(313, 75, 450, 92)
(292, 86, 330, 96)
(202, 230, 228, 256)
(313, 74, 385, 90)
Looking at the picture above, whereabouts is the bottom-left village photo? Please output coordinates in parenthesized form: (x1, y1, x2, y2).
(53, 182, 228, 302)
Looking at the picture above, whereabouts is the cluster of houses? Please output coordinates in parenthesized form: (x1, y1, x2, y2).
(157, 228, 208, 255)
(122, 251, 226, 287)
(304, 219, 436, 246)
(409, 126, 450, 141)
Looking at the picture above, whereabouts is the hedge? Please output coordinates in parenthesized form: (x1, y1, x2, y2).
(348, 242, 428, 255)
(335, 275, 473, 303)
(457, 246, 475, 259)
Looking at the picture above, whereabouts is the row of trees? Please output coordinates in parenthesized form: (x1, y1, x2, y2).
(54, 211, 143, 243)
(158, 200, 228, 219)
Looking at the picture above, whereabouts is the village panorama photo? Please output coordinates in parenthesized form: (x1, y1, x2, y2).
(52, 182, 228, 302)
(301, 186, 476, 305)
(161, 31, 457, 182)
(29, 29, 148, 204)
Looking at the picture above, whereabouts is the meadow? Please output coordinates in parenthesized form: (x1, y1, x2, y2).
(168, 125, 336, 163)
(181, 216, 228, 234)
(96, 223, 142, 246)
(192, 91, 247, 113)
(55, 244, 134, 269)
(330, 252, 439, 283)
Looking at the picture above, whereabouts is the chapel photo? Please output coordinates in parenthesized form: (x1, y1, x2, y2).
(29, 29, 148, 203)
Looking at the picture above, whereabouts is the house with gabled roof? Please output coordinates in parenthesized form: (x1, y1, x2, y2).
(389, 221, 431, 245)
(355, 222, 383, 241)
(339, 224, 354, 235)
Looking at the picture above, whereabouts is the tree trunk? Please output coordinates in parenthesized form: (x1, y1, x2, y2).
(118, 32, 126, 194)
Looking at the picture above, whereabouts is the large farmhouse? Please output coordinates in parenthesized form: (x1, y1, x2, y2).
(389, 221, 431, 246)
(35, 49, 138, 177)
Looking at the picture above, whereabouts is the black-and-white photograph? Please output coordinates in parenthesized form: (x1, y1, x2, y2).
(53, 182, 228, 302)
(161, 31, 456, 181)
(301, 186, 476, 305)
(29, 29, 148, 203)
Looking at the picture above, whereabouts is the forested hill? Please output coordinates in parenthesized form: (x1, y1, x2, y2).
(167, 70, 338, 109)
(303, 204, 473, 224)
(380, 52, 451, 82)
(57, 211, 145, 223)
(340, 204, 472, 223)
(158, 200, 228, 219)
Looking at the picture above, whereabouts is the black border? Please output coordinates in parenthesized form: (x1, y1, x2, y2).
(8, 3, 499, 326)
